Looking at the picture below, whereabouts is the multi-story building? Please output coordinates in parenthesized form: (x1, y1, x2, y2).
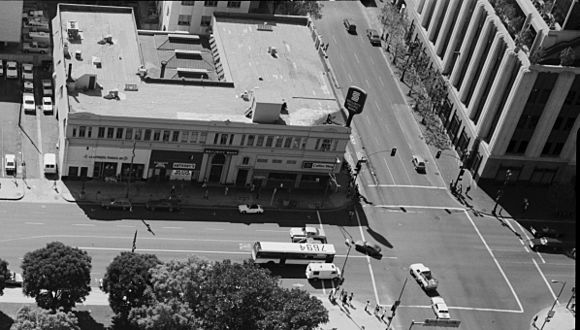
(403, 0, 579, 184)
(0, 0, 23, 45)
(51, 4, 349, 189)
(158, 1, 256, 35)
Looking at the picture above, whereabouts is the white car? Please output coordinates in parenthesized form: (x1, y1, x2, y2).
(22, 93, 36, 113)
(23, 80, 34, 92)
(22, 63, 34, 81)
(42, 97, 53, 113)
(411, 155, 427, 173)
(238, 204, 264, 214)
(42, 79, 53, 96)
(6, 61, 18, 79)
(431, 297, 450, 319)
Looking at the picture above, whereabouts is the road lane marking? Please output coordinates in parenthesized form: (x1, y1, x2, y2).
(256, 229, 288, 233)
(374, 205, 465, 211)
(73, 224, 95, 227)
(382, 156, 396, 184)
(348, 72, 353, 82)
(0, 235, 245, 244)
(511, 220, 530, 252)
(512, 220, 546, 262)
(367, 184, 447, 189)
(354, 209, 380, 305)
(532, 258, 559, 304)
(80, 246, 249, 255)
(365, 78, 370, 87)
(25, 222, 44, 225)
(378, 75, 385, 87)
(205, 228, 224, 231)
(354, 52, 360, 64)
(374, 100, 381, 110)
(116, 225, 136, 228)
(463, 210, 523, 312)
(397, 304, 523, 313)
(162, 226, 184, 230)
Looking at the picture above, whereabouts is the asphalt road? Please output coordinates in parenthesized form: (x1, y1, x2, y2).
(311, 2, 576, 329)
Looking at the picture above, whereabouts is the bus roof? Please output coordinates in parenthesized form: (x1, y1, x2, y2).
(255, 241, 336, 254)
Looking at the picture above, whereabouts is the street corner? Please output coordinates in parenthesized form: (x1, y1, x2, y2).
(529, 305, 575, 330)
(57, 180, 80, 203)
(0, 178, 25, 200)
(315, 293, 389, 330)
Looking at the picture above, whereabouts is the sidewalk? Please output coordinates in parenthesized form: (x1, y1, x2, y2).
(529, 305, 575, 330)
(0, 178, 25, 200)
(316, 293, 397, 330)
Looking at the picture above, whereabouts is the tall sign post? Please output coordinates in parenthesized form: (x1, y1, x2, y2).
(344, 86, 367, 127)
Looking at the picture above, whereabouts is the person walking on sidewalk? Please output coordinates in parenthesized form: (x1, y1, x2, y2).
(341, 292, 348, 306)
(328, 288, 336, 302)
(204, 190, 209, 199)
(364, 300, 370, 313)
(465, 185, 471, 195)
(224, 186, 229, 196)
(171, 185, 176, 196)
(348, 292, 353, 306)
(374, 304, 380, 316)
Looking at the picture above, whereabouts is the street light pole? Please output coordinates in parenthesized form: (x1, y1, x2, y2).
(540, 280, 566, 330)
(386, 277, 408, 329)
(492, 169, 512, 214)
(339, 239, 353, 285)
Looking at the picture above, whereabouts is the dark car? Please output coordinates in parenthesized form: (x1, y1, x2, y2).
(366, 29, 381, 45)
(146, 199, 181, 212)
(5, 272, 23, 287)
(343, 18, 357, 34)
(529, 226, 563, 239)
(101, 198, 132, 210)
(354, 240, 382, 258)
(529, 237, 565, 253)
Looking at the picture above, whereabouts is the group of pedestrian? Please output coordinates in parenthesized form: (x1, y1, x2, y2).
(363, 301, 389, 322)
(328, 287, 353, 307)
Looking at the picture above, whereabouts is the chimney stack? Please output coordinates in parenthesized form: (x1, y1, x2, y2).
(160, 60, 167, 78)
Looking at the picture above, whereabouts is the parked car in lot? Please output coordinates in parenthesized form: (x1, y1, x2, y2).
(42, 97, 53, 114)
(4, 154, 16, 175)
(23, 42, 49, 54)
(42, 79, 53, 96)
(101, 198, 132, 210)
(529, 226, 563, 238)
(22, 63, 34, 80)
(5, 272, 23, 287)
(146, 199, 181, 212)
(431, 297, 450, 319)
(529, 237, 565, 253)
(410, 263, 438, 291)
(343, 18, 357, 34)
(22, 93, 36, 114)
(366, 28, 381, 45)
(412, 155, 427, 173)
(238, 204, 264, 214)
(6, 61, 18, 79)
(23, 80, 34, 92)
(354, 240, 382, 258)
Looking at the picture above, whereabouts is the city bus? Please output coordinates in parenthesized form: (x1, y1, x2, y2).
(251, 241, 336, 264)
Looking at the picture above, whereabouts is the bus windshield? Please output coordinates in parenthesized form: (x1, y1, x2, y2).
(252, 241, 336, 264)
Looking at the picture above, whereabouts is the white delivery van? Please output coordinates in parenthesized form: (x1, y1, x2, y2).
(43, 153, 57, 174)
(5, 154, 16, 175)
(305, 263, 341, 280)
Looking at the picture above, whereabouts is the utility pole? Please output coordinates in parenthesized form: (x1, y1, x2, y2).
(386, 277, 408, 329)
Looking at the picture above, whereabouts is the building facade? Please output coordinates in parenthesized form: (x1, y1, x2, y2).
(402, 0, 579, 184)
(52, 4, 349, 190)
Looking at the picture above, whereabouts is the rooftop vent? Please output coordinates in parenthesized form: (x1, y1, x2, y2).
(124, 83, 138, 91)
(75, 50, 82, 60)
(174, 49, 202, 59)
(168, 34, 200, 44)
(177, 68, 209, 79)
(257, 22, 273, 31)
(268, 46, 278, 58)
(92, 56, 102, 68)
(67, 20, 80, 40)
(104, 34, 113, 44)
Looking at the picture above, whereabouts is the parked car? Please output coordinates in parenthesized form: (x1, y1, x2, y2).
(42, 97, 53, 113)
(5, 272, 23, 287)
(412, 155, 427, 173)
(409, 263, 438, 290)
(529, 226, 563, 239)
(6, 61, 18, 79)
(23, 80, 34, 92)
(0, 60, 3, 76)
(42, 79, 53, 96)
(238, 204, 264, 214)
(431, 297, 450, 319)
(529, 237, 565, 253)
(101, 198, 132, 210)
(22, 63, 34, 81)
(4, 154, 16, 175)
(366, 28, 381, 45)
(23, 42, 49, 54)
(343, 18, 357, 34)
(145, 199, 181, 212)
(22, 93, 35, 113)
(354, 240, 382, 258)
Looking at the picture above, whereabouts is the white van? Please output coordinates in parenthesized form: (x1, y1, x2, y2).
(305, 263, 341, 280)
(5, 154, 16, 175)
(43, 153, 56, 174)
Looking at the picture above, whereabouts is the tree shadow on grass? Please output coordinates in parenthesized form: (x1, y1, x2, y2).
(0, 310, 14, 330)
(75, 310, 106, 330)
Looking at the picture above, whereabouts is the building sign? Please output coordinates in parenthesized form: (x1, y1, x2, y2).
(170, 169, 192, 181)
(154, 161, 168, 168)
(204, 148, 239, 155)
(84, 155, 129, 161)
(344, 86, 367, 114)
(173, 162, 196, 170)
(303, 161, 336, 170)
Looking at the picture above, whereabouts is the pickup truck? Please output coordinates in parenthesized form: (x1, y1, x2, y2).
(410, 263, 438, 291)
(289, 226, 327, 243)
(23, 42, 49, 54)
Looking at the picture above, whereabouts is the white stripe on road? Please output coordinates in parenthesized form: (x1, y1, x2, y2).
(73, 224, 95, 227)
(0, 235, 244, 244)
(162, 226, 184, 230)
(373, 205, 465, 211)
(379, 75, 385, 87)
(532, 258, 559, 304)
(354, 209, 380, 305)
(367, 184, 447, 189)
(116, 225, 136, 228)
(205, 228, 224, 231)
(365, 78, 370, 87)
(354, 52, 360, 64)
(348, 72, 353, 82)
(511, 219, 530, 253)
(80, 246, 249, 255)
(463, 210, 523, 312)
(374, 100, 381, 110)
(256, 229, 288, 233)
(398, 304, 523, 313)
(25, 222, 44, 225)
(382, 156, 396, 184)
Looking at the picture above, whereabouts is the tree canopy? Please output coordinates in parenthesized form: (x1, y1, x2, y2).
(270, 0, 323, 19)
(128, 257, 328, 330)
(10, 305, 80, 330)
(102, 252, 161, 324)
(21, 242, 92, 311)
(0, 258, 10, 296)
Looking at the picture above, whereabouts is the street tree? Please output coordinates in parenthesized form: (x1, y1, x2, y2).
(10, 305, 80, 330)
(268, 0, 324, 19)
(0, 258, 10, 295)
(21, 242, 92, 311)
(103, 252, 161, 324)
(258, 287, 329, 330)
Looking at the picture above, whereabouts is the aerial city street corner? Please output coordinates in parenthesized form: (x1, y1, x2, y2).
(0, 0, 576, 329)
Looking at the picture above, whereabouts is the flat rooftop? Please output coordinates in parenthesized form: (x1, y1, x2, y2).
(62, 6, 341, 126)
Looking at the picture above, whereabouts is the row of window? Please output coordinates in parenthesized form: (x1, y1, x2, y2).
(516, 114, 576, 132)
(178, 15, 217, 26)
(181, 1, 240, 8)
(254, 158, 298, 165)
(506, 139, 564, 156)
(70, 126, 339, 152)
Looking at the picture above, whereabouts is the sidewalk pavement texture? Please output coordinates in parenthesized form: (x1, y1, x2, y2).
(0, 178, 25, 200)
(315, 293, 395, 330)
(529, 304, 575, 330)
(57, 173, 353, 211)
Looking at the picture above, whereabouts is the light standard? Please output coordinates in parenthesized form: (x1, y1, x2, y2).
(492, 169, 512, 214)
(339, 239, 354, 285)
(540, 280, 566, 330)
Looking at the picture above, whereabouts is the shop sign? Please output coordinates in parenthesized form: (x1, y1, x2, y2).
(173, 162, 196, 170)
(302, 161, 336, 170)
(84, 155, 129, 161)
(154, 161, 168, 168)
(170, 169, 192, 181)
(204, 148, 238, 155)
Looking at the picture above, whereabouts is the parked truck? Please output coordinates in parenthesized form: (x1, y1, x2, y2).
(410, 263, 438, 290)
(289, 226, 327, 243)
(23, 42, 49, 54)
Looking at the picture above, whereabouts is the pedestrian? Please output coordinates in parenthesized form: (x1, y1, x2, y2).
(328, 288, 336, 301)
(250, 184, 255, 192)
(374, 304, 380, 316)
(171, 185, 176, 195)
(458, 183, 463, 194)
(380, 308, 387, 321)
(341, 292, 348, 306)
(465, 185, 471, 195)
(348, 292, 353, 305)
(348, 210, 355, 223)
(339, 288, 345, 298)
(224, 186, 229, 196)
(325, 43, 329, 51)
(202, 182, 207, 189)
(364, 300, 370, 312)
(204, 190, 209, 199)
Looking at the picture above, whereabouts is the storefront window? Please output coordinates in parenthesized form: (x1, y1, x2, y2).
(172, 131, 180, 142)
(266, 136, 273, 147)
(144, 129, 152, 141)
(181, 131, 189, 143)
(79, 126, 86, 137)
(275, 137, 283, 148)
(284, 137, 292, 148)
(135, 129, 142, 140)
(116, 128, 124, 139)
(292, 137, 301, 149)
(190, 132, 198, 143)
(107, 127, 114, 139)
(163, 130, 170, 142)
(72, 127, 77, 137)
(199, 132, 207, 143)
(256, 135, 264, 146)
(320, 139, 332, 151)
(98, 127, 105, 138)
(154, 130, 161, 141)
(125, 128, 133, 140)
(247, 135, 255, 146)
(87, 127, 92, 138)
(220, 134, 228, 145)
(240, 135, 246, 146)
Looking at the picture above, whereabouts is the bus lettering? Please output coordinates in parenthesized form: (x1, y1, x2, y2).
(299, 244, 325, 252)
